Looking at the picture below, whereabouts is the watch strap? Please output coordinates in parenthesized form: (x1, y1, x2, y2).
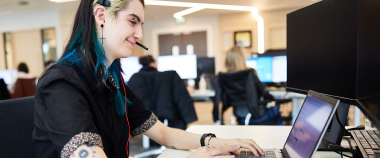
(200, 133, 216, 146)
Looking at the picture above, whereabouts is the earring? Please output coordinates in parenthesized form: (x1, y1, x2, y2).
(100, 24, 105, 45)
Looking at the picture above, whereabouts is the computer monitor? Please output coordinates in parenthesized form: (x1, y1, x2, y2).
(157, 54, 197, 79)
(196, 57, 215, 76)
(194, 57, 215, 89)
(287, 0, 380, 131)
(272, 56, 287, 83)
(0, 69, 17, 85)
(246, 57, 273, 82)
(120, 56, 142, 82)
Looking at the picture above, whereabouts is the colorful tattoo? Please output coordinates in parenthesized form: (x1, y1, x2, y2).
(78, 149, 89, 158)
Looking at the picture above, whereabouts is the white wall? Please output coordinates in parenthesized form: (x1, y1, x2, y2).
(12, 30, 44, 77)
(59, 10, 76, 58)
(260, 8, 298, 50)
(0, 11, 62, 55)
(142, 15, 221, 73)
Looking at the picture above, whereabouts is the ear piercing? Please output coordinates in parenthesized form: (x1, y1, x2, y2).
(100, 24, 105, 45)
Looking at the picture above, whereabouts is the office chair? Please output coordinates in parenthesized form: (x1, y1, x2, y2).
(0, 96, 35, 158)
(128, 71, 197, 158)
(0, 79, 10, 100)
(213, 69, 290, 125)
(11, 78, 36, 99)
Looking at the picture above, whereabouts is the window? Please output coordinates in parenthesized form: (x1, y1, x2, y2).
(4, 32, 14, 69)
(41, 28, 57, 68)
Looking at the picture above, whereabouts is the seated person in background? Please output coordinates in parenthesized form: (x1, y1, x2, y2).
(132, 54, 196, 130)
(138, 55, 158, 72)
(137, 54, 195, 93)
(219, 46, 279, 125)
(7, 62, 34, 94)
(33, 0, 265, 157)
(131, 55, 198, 147)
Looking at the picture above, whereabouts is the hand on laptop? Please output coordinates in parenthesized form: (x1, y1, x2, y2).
(208, 138, 265, 157)
(187, 146, 235, 158)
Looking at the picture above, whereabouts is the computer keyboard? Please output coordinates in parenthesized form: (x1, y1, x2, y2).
(351, 130, 380, 158)
(232, 150, 276, 158)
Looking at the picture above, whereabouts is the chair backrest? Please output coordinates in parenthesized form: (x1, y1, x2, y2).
(11, 78, 36, 99)
(0, 96, 35, 158)
(0, 78, 10, 100)
(128, 71, 171, 113)
(217, 69, 267, 119)
(128, 71, 196, 127)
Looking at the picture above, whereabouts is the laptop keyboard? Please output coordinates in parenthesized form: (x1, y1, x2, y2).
(351, 130, 380, 157)
(232, 150, 276, 158)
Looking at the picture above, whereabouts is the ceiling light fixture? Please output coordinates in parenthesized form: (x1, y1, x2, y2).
(146, 0, 265, 53)
(146, 1, 253, 11)
(49, 0, 77, 3)
(173, 7, 204, 19)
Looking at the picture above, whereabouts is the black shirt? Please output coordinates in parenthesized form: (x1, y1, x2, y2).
(33, 63, 157, 158)
(138, 66, 158, 73)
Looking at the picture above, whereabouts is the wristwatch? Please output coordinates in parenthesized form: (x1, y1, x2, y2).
(200, 133, 216, 146)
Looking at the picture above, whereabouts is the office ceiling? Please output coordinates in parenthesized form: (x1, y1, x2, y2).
(0, 0, 321, 20)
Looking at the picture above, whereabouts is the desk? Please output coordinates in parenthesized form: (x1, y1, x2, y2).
(190, 90, 306, 124)
(269, 90, 306, 124)
(158, 125, 342, 158)
(190, 90, 215, 101)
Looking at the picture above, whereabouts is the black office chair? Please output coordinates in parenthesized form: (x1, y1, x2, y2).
(128, 71, 197, 158)
(0, 79, 10, 100)
(0, 96, 35, 158)
(213, 69, 291, 125)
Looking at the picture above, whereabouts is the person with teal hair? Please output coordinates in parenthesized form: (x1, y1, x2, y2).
(33, 0, 265, 157)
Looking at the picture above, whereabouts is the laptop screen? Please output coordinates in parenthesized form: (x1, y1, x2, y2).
(284, 94, 336, 158)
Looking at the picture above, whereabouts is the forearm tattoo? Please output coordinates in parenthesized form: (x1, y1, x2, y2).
(71, 143, 96, 158)
(170, 145, 177, 149)
(78, 149, 89, 158)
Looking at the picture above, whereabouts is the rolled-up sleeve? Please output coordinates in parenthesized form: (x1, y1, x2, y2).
(37, 79, 102, 157)
(125, 86, 158, 136)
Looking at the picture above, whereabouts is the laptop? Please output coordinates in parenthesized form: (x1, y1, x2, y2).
(232, 90, 340, 158)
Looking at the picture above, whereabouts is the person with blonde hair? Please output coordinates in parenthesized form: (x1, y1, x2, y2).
(33, 0, 265, 157)
(217, 46, 280, 126)
(225, 46, 259, 77)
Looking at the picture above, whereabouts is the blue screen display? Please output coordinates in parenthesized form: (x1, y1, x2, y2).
(246, 57, 273, 82)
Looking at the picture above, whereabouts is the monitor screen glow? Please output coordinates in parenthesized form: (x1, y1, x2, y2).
(0, 69, 17, 85)
(272, 56, 287, 82)
(284, 94, 335, 158)
(120, 56, 142, 82)
(246, 56, 287, 83)
(246, 57, 273, 82)
(157, 54, 197, 79)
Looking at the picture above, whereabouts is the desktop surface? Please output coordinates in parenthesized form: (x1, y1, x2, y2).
(157, 125, 345, 158)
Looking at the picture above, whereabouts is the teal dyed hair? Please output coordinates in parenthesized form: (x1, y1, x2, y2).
(58, 23, 133, 116)
(56, 0, 141, 116)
